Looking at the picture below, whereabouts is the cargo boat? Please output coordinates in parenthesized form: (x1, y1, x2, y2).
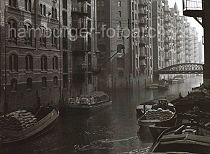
(0, 106, 59, 144)
(138, 99, 176, 139)
(149, 123, 210, 153)
(61, 91, 112, 115)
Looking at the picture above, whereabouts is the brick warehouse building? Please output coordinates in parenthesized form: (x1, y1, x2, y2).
(0, 0, 72, 113)
(97, 0, 153, 90)
(0, 0, 98, 113)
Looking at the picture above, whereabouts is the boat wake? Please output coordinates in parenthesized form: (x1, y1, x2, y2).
(74, 136, 139, 152)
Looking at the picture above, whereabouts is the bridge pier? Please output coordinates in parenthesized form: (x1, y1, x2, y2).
(203, 0, 210, 89)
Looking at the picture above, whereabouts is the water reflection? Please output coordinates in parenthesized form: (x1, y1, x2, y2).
(0, 76, 203, 154)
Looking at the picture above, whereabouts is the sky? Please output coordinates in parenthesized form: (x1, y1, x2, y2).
(168, 0, 204, 41)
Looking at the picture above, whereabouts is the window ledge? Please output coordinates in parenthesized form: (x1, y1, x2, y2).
(24, 41, 32, 46)
(39, 14, 47, 18)
(24, 10, 32, 13)
(52, 69, 59, 72)
(51, 18, 59, 22)
(8, 39, 17, 43)
(52, 44, 58, 48)
(25, 71, 33, 73)
(26, 89, 32, 92)
(9, 71, 19, 74)
(8, 6, 18, 10)
(41, 71, 48, 73)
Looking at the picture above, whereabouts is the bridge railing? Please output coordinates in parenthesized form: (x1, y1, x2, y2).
(183, 0, 203, 11)
(156, 63, 203, 74)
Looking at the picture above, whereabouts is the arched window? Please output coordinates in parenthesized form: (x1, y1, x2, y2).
(25, 55, 33, 71)
(55, 8, 57, 19)
(9, 54, 18, 72)
(40, 4, 43, 15)
(42, 77, 47, 88)
(41, 55, 47, 71)
(26, 78, 32, 89)
(53, 76, 58, 86)
(40, 27, 46, 47)
(43, 5, 46, 16)
(11, 78, 17, 91)
(8, 20, 17, 43)
(9, 0, 17, 7)
(24, 23, 32, 45)
(25, 0, 31, 11)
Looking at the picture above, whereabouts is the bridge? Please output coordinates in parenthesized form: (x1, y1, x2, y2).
(156, 63, 203, 75)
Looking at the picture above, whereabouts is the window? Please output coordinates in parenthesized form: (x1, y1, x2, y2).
(40, 3, 46, 16)
(25, 55, 33, 71)
(62, 11, 67, 26)
(42, 77, 47, 88)
(9, 54, 18, 72)
(24, 23, 32, 45)
(62, 29, 68, 49)
(40, 4, 43, 15)
(9, 0, 17, 7)
(52, 56, 58, 70)
(117, 58, 124, 68)
(63, 0, 67, 9)
(118, 30, 122, 38)
(88, 73, 92, 84)
(132, 2, 134, 10)
(41, 55, 48, 71)
(25, 0, 31, 11)
(11, 79, 17, 91)
(53, 76, 58, 86)
(40, 27, 46, 47)
(119, 11, 122, 17)
(63, 75, 68, 88)
(63, 52, 68, 73)
(8, 20, 17, 42)
(43, 5, 46, 16)
(26, 78, 32, 89)
(118, 21, 122, 28)
(118, 1, 121, 7)
(52, 7, 57, 19)
(101, 1, 105, 7)
(118, 70, 124, 77)
(52, 28, 58, 47)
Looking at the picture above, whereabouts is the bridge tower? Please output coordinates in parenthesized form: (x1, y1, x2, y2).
(183, 0, 210, 89)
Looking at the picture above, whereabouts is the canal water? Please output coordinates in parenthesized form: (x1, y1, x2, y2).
(1, 76, 203, 154)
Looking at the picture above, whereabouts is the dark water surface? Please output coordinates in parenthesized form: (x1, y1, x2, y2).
(1, 76, 203, 154)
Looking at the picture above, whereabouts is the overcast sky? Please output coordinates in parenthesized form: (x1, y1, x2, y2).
(168, 0, 203, 41)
